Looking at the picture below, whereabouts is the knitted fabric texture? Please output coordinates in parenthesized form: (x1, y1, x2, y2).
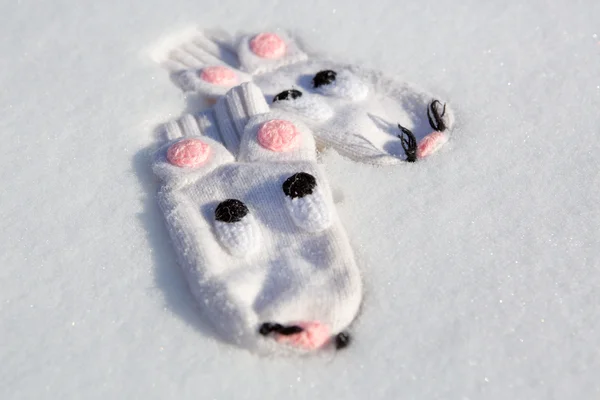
(155, 83, 363, 354)
(157, 30, 455, 165)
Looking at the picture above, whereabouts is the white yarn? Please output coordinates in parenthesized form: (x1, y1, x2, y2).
(154, 83, 363, 354)
(214, 215, 261, 257)
(284, 186, 332, 233)
(273, 93, 334, 122)
(312, 69, 369, 101)
(158, 29, 456, 164)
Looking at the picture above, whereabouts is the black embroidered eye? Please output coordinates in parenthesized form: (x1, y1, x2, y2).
(312, 70, 337, 88)
(215, 199, 249, 223)
(282, 173, 317, 199)
(273, 89, 302, 102)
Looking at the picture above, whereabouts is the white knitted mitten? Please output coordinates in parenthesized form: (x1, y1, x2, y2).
(154, 82, 362, 354)
(157, 29, 455, 164)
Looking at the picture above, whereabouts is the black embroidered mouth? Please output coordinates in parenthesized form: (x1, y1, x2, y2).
(259, 322, 304, 336)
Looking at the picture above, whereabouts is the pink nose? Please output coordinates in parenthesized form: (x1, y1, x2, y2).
(275, 321, 330, 350)
(417, 131, 448, 159)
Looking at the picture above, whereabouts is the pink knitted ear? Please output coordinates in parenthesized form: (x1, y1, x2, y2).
(275, 322, 330, 350)
(199, 66, 238, 86)
(167, 138, 211, 168)
(257, 119, 301, 152)
(417, 131, 448, 159)
(250, 33, 286, 59)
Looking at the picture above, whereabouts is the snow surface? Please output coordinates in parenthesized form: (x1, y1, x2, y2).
(1, 0, 599, 398)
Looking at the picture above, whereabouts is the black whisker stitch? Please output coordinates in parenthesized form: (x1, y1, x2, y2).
(398, 124, 417, 162)
(427, 100, 447, 132)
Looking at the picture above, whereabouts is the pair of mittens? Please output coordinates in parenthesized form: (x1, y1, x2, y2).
(157, 29, 455, 165)
(154, 82, 362, 354)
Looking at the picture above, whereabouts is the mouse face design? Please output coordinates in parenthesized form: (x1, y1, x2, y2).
(153, 85, 362, 354)
(158, 30, 455, 164)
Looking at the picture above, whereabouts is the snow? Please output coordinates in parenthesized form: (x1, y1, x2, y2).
(1, 0, 599, 398)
